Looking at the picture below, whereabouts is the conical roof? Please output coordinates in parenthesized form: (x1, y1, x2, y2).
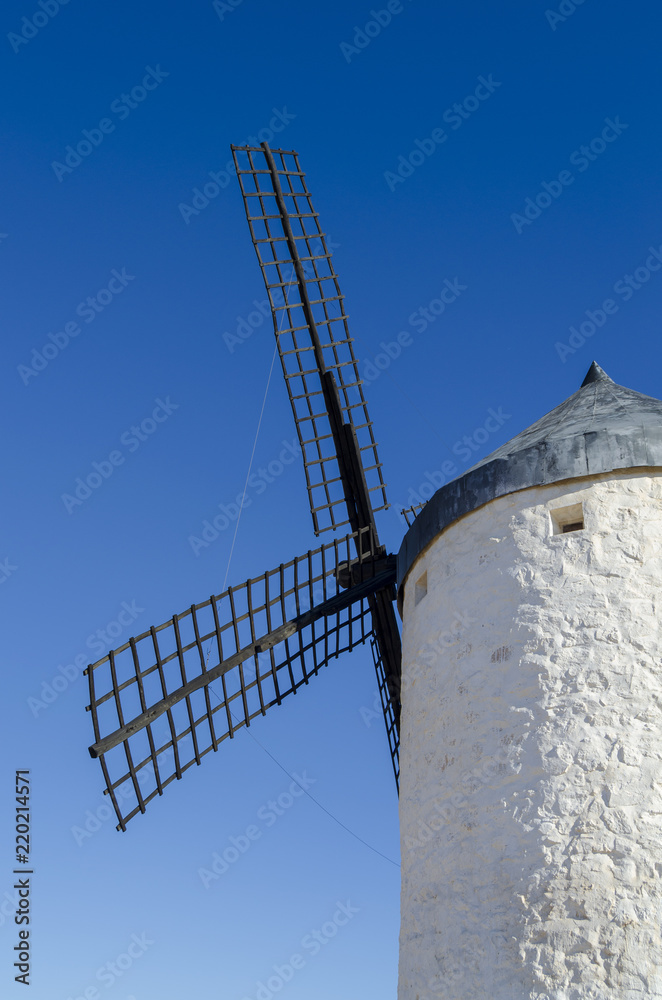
(397, 363, 662, 595)
(467, 361, 662, 474)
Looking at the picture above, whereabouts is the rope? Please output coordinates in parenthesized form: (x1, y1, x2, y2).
(221, 342, 279, 594)
(239, 720, 400, 869)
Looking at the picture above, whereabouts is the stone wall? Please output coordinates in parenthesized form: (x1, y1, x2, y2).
(398, 471, 662, 1000)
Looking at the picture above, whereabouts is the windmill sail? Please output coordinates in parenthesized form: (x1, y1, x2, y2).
(232, 143, 402, 783)
(85, 145, 403, 822)
(370, 635, 400, 788)
(231, 144, 388, 537)
(85, 529, 395, 830)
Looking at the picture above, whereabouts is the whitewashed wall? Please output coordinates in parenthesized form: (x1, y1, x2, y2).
(398, 471, 662, 1000)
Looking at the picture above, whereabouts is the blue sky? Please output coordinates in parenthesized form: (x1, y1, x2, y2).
(2, 0, 662, 997)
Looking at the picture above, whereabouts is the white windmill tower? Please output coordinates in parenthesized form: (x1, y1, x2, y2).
(397, 360, 662, 999)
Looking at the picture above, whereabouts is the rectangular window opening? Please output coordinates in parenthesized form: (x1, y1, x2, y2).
(414, 571, 427, 606)
(550, 501, 584, 536)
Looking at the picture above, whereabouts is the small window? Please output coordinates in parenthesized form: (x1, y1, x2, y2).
(414, 571, 428, 605)
(550, 502, 584, 536)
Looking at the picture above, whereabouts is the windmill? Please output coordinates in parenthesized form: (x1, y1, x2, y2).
(85, 143, 403, 829)
(84, 147, 662, 998)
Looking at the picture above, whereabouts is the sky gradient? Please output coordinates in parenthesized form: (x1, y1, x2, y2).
(2, 1, 662, 998)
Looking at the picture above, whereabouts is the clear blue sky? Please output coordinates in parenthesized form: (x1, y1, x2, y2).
(2, 1, 662, 997)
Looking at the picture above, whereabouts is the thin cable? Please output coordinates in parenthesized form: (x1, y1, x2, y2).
(220, 260, 298, 592)
(239, 718, 400, 869)
(201, 648, 399, 867)
(201, 671, 399, 868)
(221, 342, 278, 594)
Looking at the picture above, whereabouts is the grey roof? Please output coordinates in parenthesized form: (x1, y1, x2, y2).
(397, 362, 662, 600)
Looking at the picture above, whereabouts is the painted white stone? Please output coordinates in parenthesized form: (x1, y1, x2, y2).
(398, 471, 662, 1000)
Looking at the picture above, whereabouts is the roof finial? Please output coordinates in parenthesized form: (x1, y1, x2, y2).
(581, 361, 612, 387)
